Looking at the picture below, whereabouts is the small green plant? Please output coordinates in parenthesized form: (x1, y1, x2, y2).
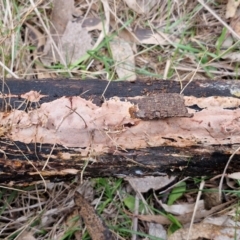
(167, 181, 186, 206)
(94, 178, 122, 213)
(216, 27, 227, 55)
(166, 213, 182, 235)
(0, 188, 18, 216)
(123, 194, 146, 213)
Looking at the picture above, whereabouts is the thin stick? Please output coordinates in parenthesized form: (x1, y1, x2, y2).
(187, 179, 205, 240)
(219, 145, 240, 200)
(0, 60, 19, 78)
(42, 143, 56, 170)
(65, 105, 88, 128)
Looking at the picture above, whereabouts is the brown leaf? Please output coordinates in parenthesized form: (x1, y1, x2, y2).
(130, 201, 234, 225)
(168, 223, 224, 240)
(83, 16, 177, 45)
(50, 0, 74, 38)
(109, 36, 136, 81)
(18, 231, 36, 240)
(123, 0, 160, 14)
(148, 223, 167, 239)
(230, 9, 240, 39)
(226, 0, 240, 18)
(58, 21, 92, 64)
(126, 176, 175, 193)
(43, 0, 92, 65)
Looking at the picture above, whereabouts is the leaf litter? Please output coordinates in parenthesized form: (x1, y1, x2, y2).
(42, 0, 92, 66)
(1, 0, 240, 239)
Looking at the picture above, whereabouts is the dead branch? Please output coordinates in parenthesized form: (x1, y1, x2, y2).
(0, 79, 239, 185)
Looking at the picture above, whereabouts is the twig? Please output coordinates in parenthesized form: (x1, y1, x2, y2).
(219, 145, 240, 200)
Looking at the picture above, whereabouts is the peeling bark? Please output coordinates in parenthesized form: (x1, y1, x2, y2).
(128, 93, 193, 119)
(0, 79, 240, 185)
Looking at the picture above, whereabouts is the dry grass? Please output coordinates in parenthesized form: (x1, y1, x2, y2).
(1, 0, 240, 239)
(0, 0, 238, 80)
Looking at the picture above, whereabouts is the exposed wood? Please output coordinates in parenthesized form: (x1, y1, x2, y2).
(0, 78, 240, 185)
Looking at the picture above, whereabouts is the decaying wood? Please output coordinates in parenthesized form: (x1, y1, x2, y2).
(74, 191, 113, 240)
(128, 93, 193, 119)
(0, 78, 240, 185)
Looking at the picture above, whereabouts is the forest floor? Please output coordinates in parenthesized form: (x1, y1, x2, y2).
(0, 0, 240, 239)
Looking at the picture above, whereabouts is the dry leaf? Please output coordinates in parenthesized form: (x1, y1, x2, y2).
(168, 223, 227, 240)
(134, 27, 172, 45)
(220, 36, 234, 48)
(227, 172, 240, 179)
(221, 51, 240, 61)
(123, 0, 144, 14)
(18, 231, 36, 240)
(43, 21, 92, 65)
(203, 215, 232, 226)
(42, 0, 74, 65)
(134, 201, 234, 225)
(109, 36, 136, 81)
(82, 17, 103, 31)
(123, 0, 160, 14)
(226, 177, 240, 189)
(169, 215, 240, 240)
(148, 223, 167, 240)
(50, 0, 74, 38)
(160, 200, 205, 215)
(226, 0, 240, 18)
(58, 21, 92, 64)
(230, 8, 240, 38)
(134, 213, 171, 225)
(43, 0, 92, 65)
(82, 17, 176, 45)
(126, 176, 175, 193)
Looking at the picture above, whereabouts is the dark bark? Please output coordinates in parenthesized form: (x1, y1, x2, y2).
(0, 78, 235, 107)
(0, 78, 239, 185)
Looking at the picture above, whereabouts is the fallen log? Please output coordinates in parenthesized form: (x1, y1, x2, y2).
(0, 78, 240, 185)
